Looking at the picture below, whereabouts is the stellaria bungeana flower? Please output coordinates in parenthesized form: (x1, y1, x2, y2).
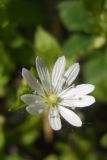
(21, 56, 95, 131)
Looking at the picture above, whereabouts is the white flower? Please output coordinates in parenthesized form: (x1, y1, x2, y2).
(21, 56, 95, 131)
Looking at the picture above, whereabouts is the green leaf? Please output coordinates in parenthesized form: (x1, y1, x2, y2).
(0, 42, 14, 72)
(0, 0, 9, 25)
(100, 10, 107, 33)
(63, 35, 105, 58)
(100, 133, 107, 148)
(10, 79, 32, 111)
(35, 27, 62, 66)
(81, 0, 105, 14)
(20, 130, 39, 146)
(45, 155, 58, 160)
(0, 131, 5, 149)
(83, 52, 107, 102)
(5, 154, 23, 160)
(59, 1, 101, 33)
(86, 152, 100, 160)
(0, 115, 5, 125)
(72, 134, 93, 152)
(84, 53, 107, 83)
(10, 37, 25, 48)
(19, 115, 42, 132)
(0, 115, 6, 149)
(56, 142, 78, 160)
(60, 154, 78, 160)
(0, 70, 9, 96)
(0, 42, 14, 96)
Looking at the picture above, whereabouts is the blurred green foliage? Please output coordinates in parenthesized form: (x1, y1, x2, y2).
(59, 0, 107, 103)
(0, 0, 107, 159)
(35, 27, 62, 66)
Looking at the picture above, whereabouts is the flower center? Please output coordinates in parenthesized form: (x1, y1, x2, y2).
(45, 94, 60, 107)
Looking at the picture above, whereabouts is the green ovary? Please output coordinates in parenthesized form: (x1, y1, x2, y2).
(45, 94, 61, 107)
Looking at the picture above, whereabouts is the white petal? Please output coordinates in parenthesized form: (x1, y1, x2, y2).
(59, 84, 95, 98)
(72, 95, 95, 107)
(59, 106, 82, 127)
(59, 99, 74, 108)
(76, 84, 95, 96)
(21, 94, 43, 105)
(60, 95, 95, 108)
(59, 87, 76, 98)
(22, 68, 44, 96)
(36, 57, 51, 93)
(63, 63, 80, 87)
(48, 107, 61, 131)
(52, 56, 66, 93)
(26, 104, 44, 115)
(59, 87, 75, 99)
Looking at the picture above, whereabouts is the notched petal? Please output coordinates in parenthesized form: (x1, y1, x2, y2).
(22, 68, 44, 95)
(52, 56, 66, 93)
(48, 107, 62, 131)
(63, 63, 80, 87)
(76, 84, 95, 95)
(72, 95, 95, 107)
(36, 57, 51, 93)
(59, 106, 82, 127)
(26, 104, 44, 115)
(21, 94, 43, 105)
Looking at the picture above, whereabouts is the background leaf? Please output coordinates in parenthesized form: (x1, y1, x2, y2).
(35, 27, 62, 66)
